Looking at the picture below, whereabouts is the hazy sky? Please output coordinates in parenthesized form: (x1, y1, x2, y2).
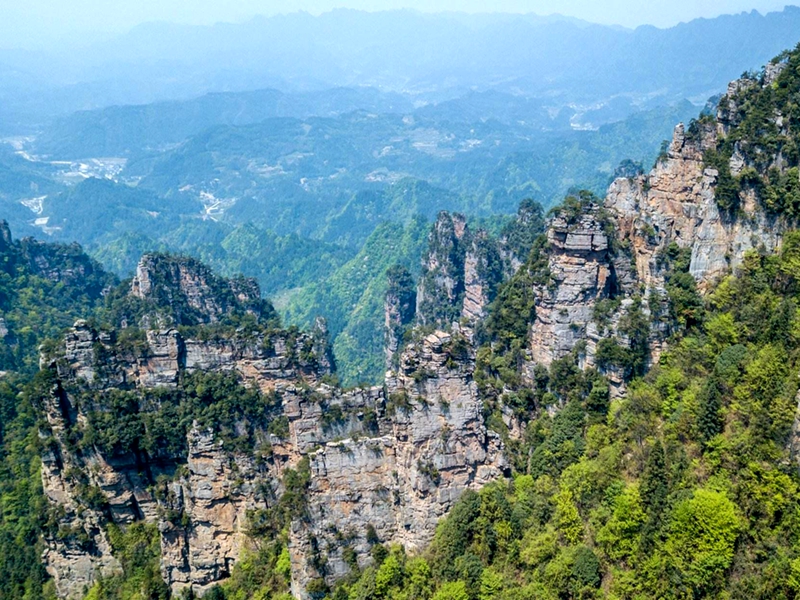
(2, 0, 798, 49)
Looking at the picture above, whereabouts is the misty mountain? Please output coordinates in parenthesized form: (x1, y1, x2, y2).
(2, 98, 700, 253)
(130, 99, 699, 233)
(1, 6, 800, 134)
(33, 87, 416, 159)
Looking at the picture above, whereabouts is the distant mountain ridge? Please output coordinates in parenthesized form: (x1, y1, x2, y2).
(33, 87, 416, 159)
(1, 7, 800, 131)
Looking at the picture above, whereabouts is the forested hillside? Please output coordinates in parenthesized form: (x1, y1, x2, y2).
(0, 224, 115, 600)
(2, 12, 800, 600)
(324, 233, 800, 600)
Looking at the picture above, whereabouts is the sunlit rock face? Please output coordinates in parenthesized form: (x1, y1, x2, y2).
(39, 63, 800, 599)
(41, 302, 505, 598)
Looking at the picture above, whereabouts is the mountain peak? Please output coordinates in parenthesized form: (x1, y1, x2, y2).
(129, 253, 277, 327)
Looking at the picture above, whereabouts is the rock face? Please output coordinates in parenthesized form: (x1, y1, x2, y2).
(0, 224, 111, 300)
(416, 212, 468, 328)
(498, 199, 547, 277)
(158, 428, 278, 594)
(605, 121, 783, 294)
(40, 396, 124, 598)
(384, 266, 416, 369)
(41, 316, 505, 599)
(0, 220, 12, 251)
(529, 206, 620, 367)
(415, 212, 503, 329)
(523, 67, 791, 381)
(292, 328, 505, 594)
(461, 231, 503, 323)
(131, 253, 276, 326)
(41, 316, 337, 598)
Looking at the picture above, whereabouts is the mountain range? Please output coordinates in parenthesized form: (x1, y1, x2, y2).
(2, 7, 800, 131)
(1, 41, 800, 599)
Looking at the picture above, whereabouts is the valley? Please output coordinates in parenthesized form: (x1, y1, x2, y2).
(1, 5, 800, 600)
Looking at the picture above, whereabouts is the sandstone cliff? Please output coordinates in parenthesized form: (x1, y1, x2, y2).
(522, 62, 794, 380)
(605, 120, 783, 294)
(384, 265, 416, 369)
(415, 212, 503, 329)
(38, 57, 800, 600)
(129, 253, 278, 327)
(40, 256, 506, 599)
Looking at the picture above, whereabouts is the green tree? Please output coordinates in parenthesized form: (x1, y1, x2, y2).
(554, 490, 583, 545)
(639, 439, 668, 551)
(597, 484, 646, 561)
(374, 548, 404, 597)
(431, 581, 469, 600)
(697, 377, 724, 442)
(478, 567, 504, 600)
(404, 557, 434, 599)
(663, 488, 740, 594)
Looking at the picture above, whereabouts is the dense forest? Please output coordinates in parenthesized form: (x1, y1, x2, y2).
(2, 16, 800, 600)
(53, 216, 800, 600)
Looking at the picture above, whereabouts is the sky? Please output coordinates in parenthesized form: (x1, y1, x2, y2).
(1, 0, 797, 49)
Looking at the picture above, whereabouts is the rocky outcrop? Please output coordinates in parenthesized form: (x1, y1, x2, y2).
(292, 328, 505, 593)
(522, 116, 780, 380)
(41, 309, 506, 599)
(415, 212, 503, 329)
(605, 121, 783, 294)
(416, 212, 468, 328)
(529, 206, 620, 367)
(521, 66, 792, 381)
(158, 428, 280, 595)
(384, 266, 416, 369)
(499, 65, 793, 393)
(0, 220, 12, 251)
(385, 213, 506, 377)
(40, 394, 124, 599)
(20, 240, 107, 293)
(60, 320, 331, 394)
(498, 198, 547, 276)
(0, 224, 111, 302)
(131, 253, 277, 326)
(607, 57, 796, 297)
(39, 59, 800, 600)
(461, 230, 503, 323)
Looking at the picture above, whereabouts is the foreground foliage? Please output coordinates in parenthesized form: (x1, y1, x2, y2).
(321, 232, 800, 599)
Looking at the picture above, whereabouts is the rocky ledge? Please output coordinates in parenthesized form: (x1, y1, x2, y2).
(40, 307, 505, 598)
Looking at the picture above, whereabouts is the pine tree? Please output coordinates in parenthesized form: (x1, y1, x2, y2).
(698, 377, 724, 443)
(639, 439, 668, 552)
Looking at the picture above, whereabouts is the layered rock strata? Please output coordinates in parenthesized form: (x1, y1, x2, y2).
(605, 121, 783, 294)
(130, 253, 277, 326)
(40, 62, 799, 600)
(415, 212, 502, 329)
(527, 66, 793, 374)
(42, 311, 504, 599)
(384, 266, 416, 369)
(529, 206, 621, 367)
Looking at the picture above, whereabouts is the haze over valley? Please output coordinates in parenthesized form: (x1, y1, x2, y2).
(2, 6, 799, 382)
(3, 4, 800, 599)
